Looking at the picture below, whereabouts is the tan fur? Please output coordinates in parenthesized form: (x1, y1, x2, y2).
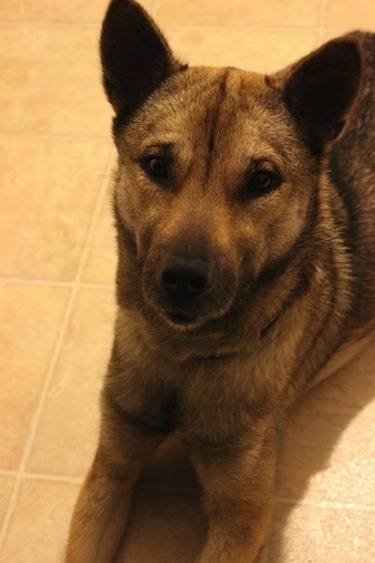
(66, 1, 375, 561)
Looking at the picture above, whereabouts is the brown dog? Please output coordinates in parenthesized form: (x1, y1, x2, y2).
(66, 1, 375, 561)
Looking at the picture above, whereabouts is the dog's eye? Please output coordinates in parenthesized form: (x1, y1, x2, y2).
(142, 156, 168, 181)
(245, 170, 281, 198)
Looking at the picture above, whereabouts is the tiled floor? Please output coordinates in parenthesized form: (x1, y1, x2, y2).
(0, 0, 374, 561)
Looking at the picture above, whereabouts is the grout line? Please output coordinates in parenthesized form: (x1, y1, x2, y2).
(22, 473, 84, 485)
(0, 20, 326, 32)
(150, 0, 161, 17)
(0, 278, 114, 291)
(0, 278, 74, 288)
(316, 0, 330, 44)
(0, 22, 353, 33)
(0, 132, 112, 141)
(274, 495, 375, 512)
(0, 21, 103, 29)
(165, 24, 324, 33)
(0, 470, 18, 479)
(76, 282, 114, 291)
(0, 291, 77, 548)
(0, 148, 116, 551)
(0, 469, 84, 486)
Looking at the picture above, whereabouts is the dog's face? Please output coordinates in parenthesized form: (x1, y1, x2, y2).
(101, 0, 361, 348)
(114, 67, 316, 332)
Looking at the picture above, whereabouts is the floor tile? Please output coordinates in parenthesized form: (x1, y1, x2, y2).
(0, 283, 70, 470)
(82, 191, 117, 285)
(27, 287, 115, 477)
(321, 29, 352, 43)
(0, 25, 112, 136)
(0, 0, 109, 22)
(116, 489, 206, 563)
(167, 28, 317, 73)
(0, 477, 15, 528)
(276, 339, 375, 506)
(0, 0, 156, 22)
(1, 0, 375, 561)
(267, 501, 375, 562)
(0, 138, 112, 281)
(0, 479, 80, 563)
(325, 0, 375, 29)
(156, 0, 321, 28)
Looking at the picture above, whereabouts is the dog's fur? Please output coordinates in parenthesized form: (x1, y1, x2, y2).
(66, 1, 375, 561)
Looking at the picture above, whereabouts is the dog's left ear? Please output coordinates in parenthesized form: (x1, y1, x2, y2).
(272, 37, 362, 152)
(100, 0, 185, 120)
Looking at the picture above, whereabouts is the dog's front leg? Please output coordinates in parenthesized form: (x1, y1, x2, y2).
(190, 423, 276, 563)
(65, 405, 164, 563)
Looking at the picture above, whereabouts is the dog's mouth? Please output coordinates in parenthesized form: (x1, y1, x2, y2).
(167, 311, 195, 324)
(165, 310, 204, 329)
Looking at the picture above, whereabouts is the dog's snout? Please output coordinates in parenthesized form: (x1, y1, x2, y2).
(144, 232, 238, 327)
(160, 257, 211, 302)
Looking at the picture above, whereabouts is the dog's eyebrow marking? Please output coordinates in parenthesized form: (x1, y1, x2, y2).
(204, 70, 230, 183)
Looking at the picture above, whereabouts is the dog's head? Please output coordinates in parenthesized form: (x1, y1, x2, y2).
(100, 0, 361, 347)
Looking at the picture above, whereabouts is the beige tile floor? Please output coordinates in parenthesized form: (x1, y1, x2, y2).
(0, 0, 374, 561)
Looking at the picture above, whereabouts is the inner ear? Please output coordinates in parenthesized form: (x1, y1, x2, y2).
(272, 38, 362, 153)
(100, 0, 186, 120)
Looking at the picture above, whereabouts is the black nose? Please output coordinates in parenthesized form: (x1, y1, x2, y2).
(160, 257, 211, 302)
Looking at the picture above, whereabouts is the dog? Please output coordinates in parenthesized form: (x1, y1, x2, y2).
(66, 1, 375, 561)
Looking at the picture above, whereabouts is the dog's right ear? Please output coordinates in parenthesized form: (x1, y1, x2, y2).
(271, 37, 362, 154)
(100, 0, 185, 120)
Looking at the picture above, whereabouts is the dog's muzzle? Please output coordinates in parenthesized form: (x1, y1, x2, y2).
(142, 250, 238, 329)
(159, 255, 212, 325)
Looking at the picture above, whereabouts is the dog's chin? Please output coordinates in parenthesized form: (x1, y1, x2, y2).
(158, 301, 234, 332)
(163, 310, 210, 331)
(143, 292, 236, 332)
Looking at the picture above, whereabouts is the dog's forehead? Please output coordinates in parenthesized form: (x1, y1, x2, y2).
(127, 66, 295, 164)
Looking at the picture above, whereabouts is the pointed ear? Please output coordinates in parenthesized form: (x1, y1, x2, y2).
(100, 0, 185, 119)
(271, 37, 362, 152)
